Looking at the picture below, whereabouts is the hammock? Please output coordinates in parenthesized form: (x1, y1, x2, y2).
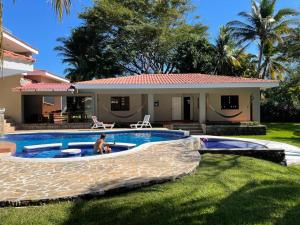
(102, 105, 144, 119)
(208, 104, 243, 118)
(207, 95, 248, 119)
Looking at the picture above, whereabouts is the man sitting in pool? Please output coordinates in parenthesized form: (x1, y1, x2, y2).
(94, 133, 112, 154)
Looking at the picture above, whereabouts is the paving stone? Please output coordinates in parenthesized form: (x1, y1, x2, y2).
(0, 137, 201, 206)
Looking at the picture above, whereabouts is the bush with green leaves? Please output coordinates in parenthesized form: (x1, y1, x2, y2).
(261, 74, 300, 122)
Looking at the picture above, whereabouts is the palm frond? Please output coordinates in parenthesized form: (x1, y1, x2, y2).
(274, 8, 299, 21)
(51, 0, 71, 20)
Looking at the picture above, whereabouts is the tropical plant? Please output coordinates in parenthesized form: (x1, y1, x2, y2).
(261, 41, 289, 80)
(55, 27, 123, 82)
(281, 26, 300, 62)
(56, 0, 208, 79)
(261, 73, 300, 122)
(174, 37, 215, 74)
(213, 26, 245, 76)
(227, 0, 298, 79)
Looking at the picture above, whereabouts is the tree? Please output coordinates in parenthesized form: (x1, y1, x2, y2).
(174, 26, 257, 77)
(174, 37, 215, 74)
(281, 26, 300, 62)
(261, 72, 300, 122)
(227, 0, 298, 79)
(261, 41, 288, 80)
(56, 0, 208, 80)
(55, 27, 123, 82)
(213, 26, 245, 76)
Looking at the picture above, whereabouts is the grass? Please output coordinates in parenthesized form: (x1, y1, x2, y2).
(0, 123, 300, 225)
(236, 123, 300, 148)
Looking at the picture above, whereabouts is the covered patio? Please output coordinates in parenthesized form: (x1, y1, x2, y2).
(93, 89, 261, 124)
(13, 83, 95, 126)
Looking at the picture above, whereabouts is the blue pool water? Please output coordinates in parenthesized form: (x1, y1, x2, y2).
(16, 145, 131, 158)
(203, 138, 266, 149)
(0, 130, 186, 158)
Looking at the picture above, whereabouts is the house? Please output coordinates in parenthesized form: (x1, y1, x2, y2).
(1, 30, 279, 134)
(0, 29, 69, 131)
(75, 74, 278, 124)
(13, 73, 278, 133)
(0, 29, 38, 125)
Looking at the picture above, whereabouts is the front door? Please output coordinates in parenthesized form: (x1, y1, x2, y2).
(172, 97, 182, 120)
(183, 97, 191, 120)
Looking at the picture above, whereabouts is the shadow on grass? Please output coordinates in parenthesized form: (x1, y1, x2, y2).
(293, 130, 300, 137)
(61, 179, 300, 225)
(275, 202, 300, 225)
(205, 180, 300, 225)
(60, 154, 300, 225)
(61, 182, 214, 225)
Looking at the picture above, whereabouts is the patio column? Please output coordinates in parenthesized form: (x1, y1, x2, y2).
(147, 94, 154, 122)
(252, 89, 261, 122)
(199, 93, 206, 124)
(93, 94, 98, 117)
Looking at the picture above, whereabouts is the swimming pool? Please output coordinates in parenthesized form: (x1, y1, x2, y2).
(202, 138, 267, 149)
(0, 130, 187, 158)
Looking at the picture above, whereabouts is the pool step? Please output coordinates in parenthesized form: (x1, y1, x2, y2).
(3, 117, 16, 133)
(173, 123, 203, 135)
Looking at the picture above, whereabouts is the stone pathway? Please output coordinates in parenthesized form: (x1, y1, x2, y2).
(0, 137, 200, 206)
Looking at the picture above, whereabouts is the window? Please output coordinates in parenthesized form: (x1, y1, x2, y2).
(43, 96, 55, 105)
(111, 97, 130, 111)
(221, 95, 239, 110)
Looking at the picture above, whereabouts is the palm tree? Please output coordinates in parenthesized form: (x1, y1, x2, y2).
(282, 27, 300, 61)
(213, 26, 244, 75)
(0, 0, 71, 65)
(55, 27, 123, 81)
(227, 0, 298, 78)
(261, 41, 288, 80)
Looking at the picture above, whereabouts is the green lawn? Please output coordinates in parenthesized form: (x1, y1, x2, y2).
(0, 123, 300, 225)
(237, 123, 300, 148)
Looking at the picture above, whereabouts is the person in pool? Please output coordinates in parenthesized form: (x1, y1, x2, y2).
(94, 133, 112, 154)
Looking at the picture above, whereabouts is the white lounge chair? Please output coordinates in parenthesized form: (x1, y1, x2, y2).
(91, 116, 115, 129)
(130, 115, 152, 129)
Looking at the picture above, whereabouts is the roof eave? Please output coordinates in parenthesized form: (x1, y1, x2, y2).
(3, 32, 39, 54)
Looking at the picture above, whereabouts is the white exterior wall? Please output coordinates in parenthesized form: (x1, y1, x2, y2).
(3, 59, 34, 77)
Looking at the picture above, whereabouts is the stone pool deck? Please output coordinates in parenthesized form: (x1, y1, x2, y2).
(0, 137, 200, 207)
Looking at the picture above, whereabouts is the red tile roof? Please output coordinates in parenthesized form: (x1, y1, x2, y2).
(4, 50, 35, 63)
(13, 83, 74, 92)
(78, 73, 277, 85)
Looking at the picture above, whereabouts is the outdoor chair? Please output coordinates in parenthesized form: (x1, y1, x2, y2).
(91, 116, 115, 129)
(130, 115, 152, 129)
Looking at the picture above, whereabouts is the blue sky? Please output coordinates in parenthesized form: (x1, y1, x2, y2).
(4, 0, 299, 77)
